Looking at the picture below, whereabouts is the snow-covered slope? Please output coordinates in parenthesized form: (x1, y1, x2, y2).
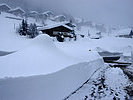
(0, 59, 104, 100)
(0, 34, 102, 78)
(68, 66, 131, 100)
(0, 12, 31, 51)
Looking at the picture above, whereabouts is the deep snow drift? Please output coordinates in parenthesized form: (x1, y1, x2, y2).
(0, 34, 101, 78)
(0, 59, 104, 100)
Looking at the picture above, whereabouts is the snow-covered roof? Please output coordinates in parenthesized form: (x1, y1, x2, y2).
(9, 7, 25, 13)
(0, 3, 11, 9)
(29, 11, 38, 14)
(39, 22, 73, 31)
(42, 11, 53, 15)
(53, 15, 66, 19)
(116, 28, 132, 35)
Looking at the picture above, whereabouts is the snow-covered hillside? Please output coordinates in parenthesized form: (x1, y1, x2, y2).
(0, 59, 104, 100)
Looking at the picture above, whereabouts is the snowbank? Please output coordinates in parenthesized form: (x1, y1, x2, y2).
(0, 34, 101, 78)
(0, 59, 104, 100)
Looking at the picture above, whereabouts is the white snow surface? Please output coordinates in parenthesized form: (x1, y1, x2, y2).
(0, 34, 101, 78)
(0, 13, 31, 51)
(68, 67, 130, 100)
(0, 59, 104, 100)
(0, 12, 133, 100)
(39, 21, 73, 31)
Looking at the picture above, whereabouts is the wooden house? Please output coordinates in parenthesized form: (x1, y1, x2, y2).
(39, 22, 74, 39)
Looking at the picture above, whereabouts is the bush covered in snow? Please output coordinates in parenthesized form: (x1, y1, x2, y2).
(17, 19, 39, 38)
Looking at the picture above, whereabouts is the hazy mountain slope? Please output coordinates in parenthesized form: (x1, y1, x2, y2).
(0, 0, 133, 27)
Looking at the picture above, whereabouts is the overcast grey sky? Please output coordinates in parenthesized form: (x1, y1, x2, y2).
(0, 0, 133, 27)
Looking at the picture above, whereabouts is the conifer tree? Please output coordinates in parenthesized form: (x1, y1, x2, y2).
(18, 19, 28, 36)
(28, 23, 39, 38)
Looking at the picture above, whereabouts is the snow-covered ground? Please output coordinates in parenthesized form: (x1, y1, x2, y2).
(68, 66, 132, 100)
(0, 12, 133, 100)
(0, 59, 104, 100)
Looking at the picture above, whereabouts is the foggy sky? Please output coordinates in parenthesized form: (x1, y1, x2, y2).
(0, 0, 133, 27)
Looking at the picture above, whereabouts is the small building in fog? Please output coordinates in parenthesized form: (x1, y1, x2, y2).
(52, 15, 66, 22)
(117, 29, 133, 38)
(43, 11, 54, 19)
(9, 7, 25, 16)
(27, 11, 39, 18)
(0, 4, 11, 12)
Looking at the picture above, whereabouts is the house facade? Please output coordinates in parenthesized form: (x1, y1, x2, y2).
(39, 22, 75, 42)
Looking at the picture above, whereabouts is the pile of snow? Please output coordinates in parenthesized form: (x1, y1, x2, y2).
(31, 34, 56, 48)
(0, 34, 102, 78)
(0, 59, 104, 100)
(102, 68, 130, 100)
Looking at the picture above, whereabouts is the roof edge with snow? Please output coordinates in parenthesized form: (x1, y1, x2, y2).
(39, 23, 73, 31)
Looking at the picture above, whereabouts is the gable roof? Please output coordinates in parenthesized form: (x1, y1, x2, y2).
(39, 22, 73, 31)
(0, 3, 11, 11)
(9, 7, 25, 13)
(117, 28, 132, 36)
(52, 15, 66, 20)
(42, 11, 53, 15)
(0, 3, 11, 9)
(29, 11, 38, 14)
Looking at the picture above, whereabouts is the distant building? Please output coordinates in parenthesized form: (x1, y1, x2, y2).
(0, 4, 11, 12)
(129, 30, 133, 38)
(117, 29, 133, 38)
(42, 11, 54, 19)
(9, 7, 25, 16)
(52, 15, 66, 22)
(27, 11, 39, 18)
